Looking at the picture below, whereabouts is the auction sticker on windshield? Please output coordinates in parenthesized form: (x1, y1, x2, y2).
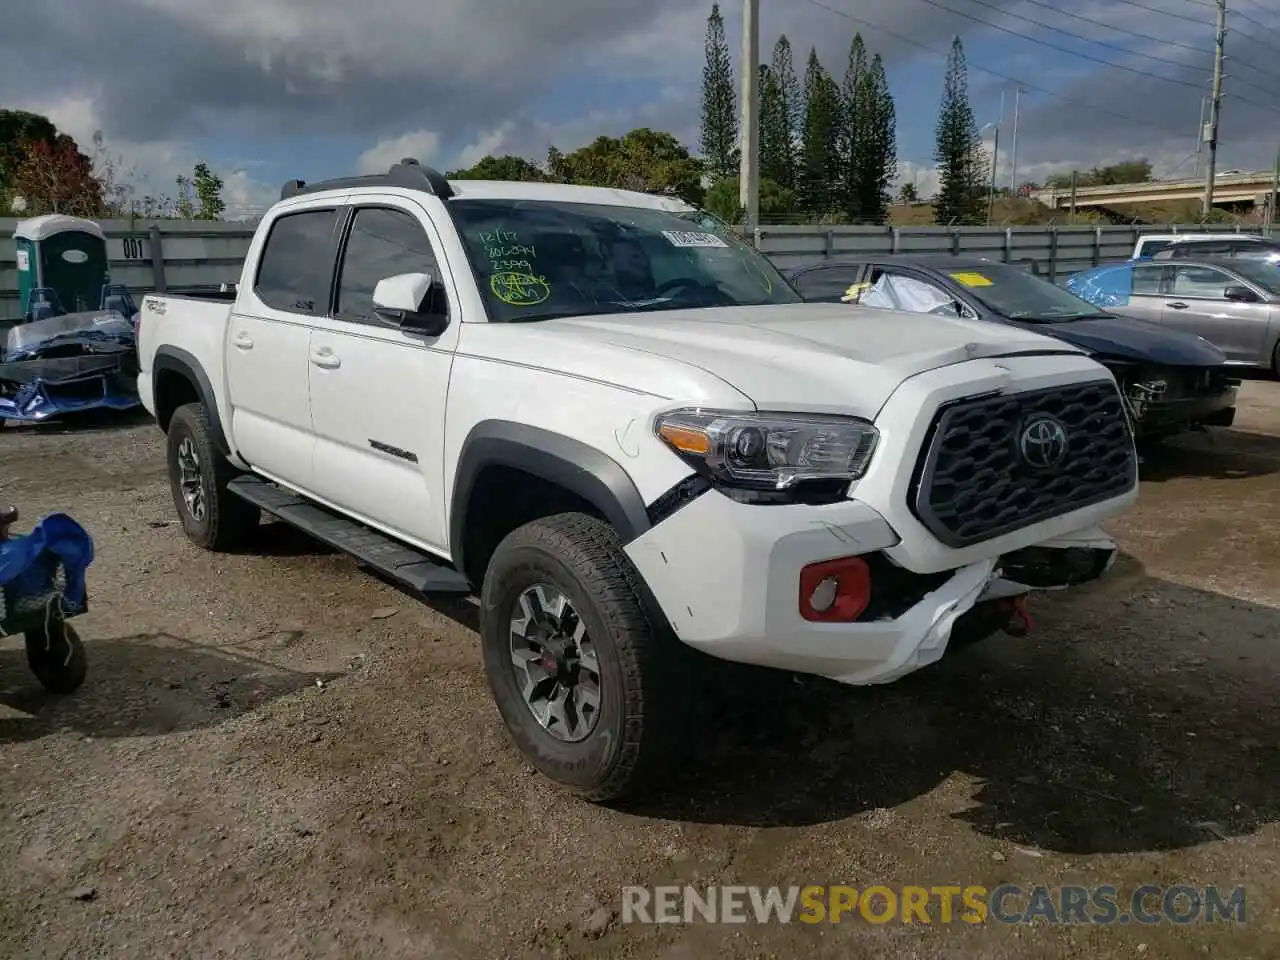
(950, 271, 993, 287)
(662, 230, 729, 248)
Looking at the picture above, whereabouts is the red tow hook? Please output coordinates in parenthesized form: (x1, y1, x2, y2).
(999, 595, 1035, 637)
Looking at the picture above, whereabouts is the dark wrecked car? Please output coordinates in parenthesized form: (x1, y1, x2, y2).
(0, 287, 141, 425)
(785, 255, 1238, 442)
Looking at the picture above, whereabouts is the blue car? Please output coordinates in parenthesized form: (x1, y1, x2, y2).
(785, 255, 1238, 440)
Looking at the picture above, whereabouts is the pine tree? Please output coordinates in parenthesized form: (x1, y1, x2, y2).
(856, 55, 897, 224)
(837, 33, 867, 220)
(770, 35, 801, 191)
(700, 3, 738, 183)
(933, 37, 986, 224)
(759, 64, 789, 188)
(798, 48, 841, 218)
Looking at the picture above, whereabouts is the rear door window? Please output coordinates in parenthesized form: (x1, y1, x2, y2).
(792, 266, 865, 301)
(254, 209, 339, 315)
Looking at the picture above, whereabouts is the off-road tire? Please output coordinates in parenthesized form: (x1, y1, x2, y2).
(25, 621, 87, 694)
(166, 402, 260, 551)
(479, 512, 687, 802)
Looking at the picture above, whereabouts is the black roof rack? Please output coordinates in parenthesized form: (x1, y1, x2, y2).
(279, 158, 454, 202)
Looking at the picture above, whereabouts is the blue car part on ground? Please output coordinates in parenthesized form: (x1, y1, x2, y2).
(0, 510, 93, 694)
(0, 285, 140, 424)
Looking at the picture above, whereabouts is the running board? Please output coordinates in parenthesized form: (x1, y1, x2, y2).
(227, 475, 472, 595)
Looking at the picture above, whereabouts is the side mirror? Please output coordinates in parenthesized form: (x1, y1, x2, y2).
(372, 272, 448, 335)
(1223, 284, 1259, 303)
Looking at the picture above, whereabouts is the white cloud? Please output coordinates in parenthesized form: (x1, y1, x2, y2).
(14, 93, 276, 218)
(356, 130, 442, 174)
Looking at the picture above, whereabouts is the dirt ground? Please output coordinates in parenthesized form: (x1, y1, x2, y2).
(2, 381, 1279, 960)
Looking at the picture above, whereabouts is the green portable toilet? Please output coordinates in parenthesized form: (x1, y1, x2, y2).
(13, 214, 110, 316)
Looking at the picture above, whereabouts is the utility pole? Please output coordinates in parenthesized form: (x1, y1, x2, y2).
(1270, 144, 1279, 233)
(1202, 0, 1226, 218)
(738, 0, 760, 231)
(1193, 96, 1207, 178)
(1008, 85, 1024, 195)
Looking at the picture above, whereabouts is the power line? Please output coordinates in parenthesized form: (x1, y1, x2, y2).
(918, 0, 1280, 114)
(1234, 0, 1280, 28)
(799, 0, 1196, 137)
(1012, 0, 1210, 55)
(1009, 0, 1280, 90)
(1109, 0, 1212, 26)
(910, 0, 1203, 92)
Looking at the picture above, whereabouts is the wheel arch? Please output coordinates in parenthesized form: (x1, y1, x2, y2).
(152, 346, 230, 454)
(449, 421, 652, 586)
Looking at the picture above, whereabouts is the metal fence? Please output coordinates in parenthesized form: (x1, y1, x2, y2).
(1, 217, 1267, 324)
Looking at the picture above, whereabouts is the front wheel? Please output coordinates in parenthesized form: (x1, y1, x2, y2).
(165, 402, 260, 551)
(479, 513, 687, 802)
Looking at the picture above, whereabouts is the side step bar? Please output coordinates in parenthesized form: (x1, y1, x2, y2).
(227, 475, 472, 596)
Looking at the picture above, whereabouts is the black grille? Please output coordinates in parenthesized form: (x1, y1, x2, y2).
(910, 380, 1136, 548)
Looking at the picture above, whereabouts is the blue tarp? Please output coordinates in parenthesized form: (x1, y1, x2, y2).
(0, 514, 95, 611)
(1062, 263, 1138, 308)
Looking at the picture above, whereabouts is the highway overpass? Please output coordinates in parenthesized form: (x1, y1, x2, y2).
(1031, 170, 1278, 209)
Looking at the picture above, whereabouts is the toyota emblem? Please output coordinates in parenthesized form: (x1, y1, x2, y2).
(1018, 415, 1070, 469)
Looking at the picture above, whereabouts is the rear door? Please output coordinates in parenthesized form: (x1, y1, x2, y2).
(225, 204, 343, 490)
(1161, 263, 1270, 361)
(1108, 263, 1168, 324)
(790, 264, 868, 302)
(305, 196, 460, 554)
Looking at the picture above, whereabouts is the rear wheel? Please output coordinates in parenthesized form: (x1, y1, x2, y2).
(479, 512, 687, 802)
(1272, 339, 1280, 379)
(165, 402, 260, 551)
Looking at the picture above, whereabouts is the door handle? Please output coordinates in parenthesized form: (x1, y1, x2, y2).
(310, 348, 341, 369)
(231, 332, 254, 349)
(1167, 302, 1189, 309)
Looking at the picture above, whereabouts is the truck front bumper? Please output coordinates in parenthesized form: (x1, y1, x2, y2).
(624, 491, 1118, 686)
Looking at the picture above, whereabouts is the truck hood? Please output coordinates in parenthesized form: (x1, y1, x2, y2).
(1017, 314, 1227, 367)
(539, 303, 1082, 414)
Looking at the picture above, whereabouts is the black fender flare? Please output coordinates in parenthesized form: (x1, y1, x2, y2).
(152, 346, 230, 455)
(449, 421, 652, 576)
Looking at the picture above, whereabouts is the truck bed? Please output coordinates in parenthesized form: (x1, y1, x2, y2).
(135, 293, 234, 426)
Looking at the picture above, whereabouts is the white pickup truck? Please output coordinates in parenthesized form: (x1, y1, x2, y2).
(136, 160, 1138, 800)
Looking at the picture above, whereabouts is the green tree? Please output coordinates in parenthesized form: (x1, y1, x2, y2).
(853, 55, 897, 223)
(837, 33, 867, 219)
(769, 35, 801, 190)
(932, 37, 986, 224)
(699, 3, 738, 183)
(0, 110, 103, 213)
(1045, 159, 1152, 189)
(192, 161, 225, 220)
(704, 175, 795, 223)
(759, 64, 789, 189)
(547, 128, 704, 205)
(446, 154, 545, 180)
(798, 48, 841, 218)
(898, 181, 919, 203)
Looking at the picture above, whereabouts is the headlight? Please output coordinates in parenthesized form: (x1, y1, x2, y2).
(654, 408, 878, 491)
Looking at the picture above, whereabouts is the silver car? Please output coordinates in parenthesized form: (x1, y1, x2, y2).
(1063, 256, 1280, 374)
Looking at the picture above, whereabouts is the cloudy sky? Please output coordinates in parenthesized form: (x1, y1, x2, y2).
(4, 0, 1279, 217)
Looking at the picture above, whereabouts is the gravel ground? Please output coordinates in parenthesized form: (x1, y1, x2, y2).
(2, 380, 1279, 960)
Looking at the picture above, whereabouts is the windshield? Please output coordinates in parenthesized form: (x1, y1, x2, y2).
(448, 199, 801, 322)
(1226, 259, 1280, 295)
(943, 263, 1108, 322)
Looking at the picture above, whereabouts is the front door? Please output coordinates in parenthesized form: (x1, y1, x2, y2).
(306, 198, 459, 555)
(1161, 263, 1271, 362)
(226, 205, 343, 490)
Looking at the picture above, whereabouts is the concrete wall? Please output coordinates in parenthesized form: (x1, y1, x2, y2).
(1, 217, 1269, 324)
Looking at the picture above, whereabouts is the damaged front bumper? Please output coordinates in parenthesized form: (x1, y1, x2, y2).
(624, 489, 1120, 688)
(0, 356, 140, 423)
